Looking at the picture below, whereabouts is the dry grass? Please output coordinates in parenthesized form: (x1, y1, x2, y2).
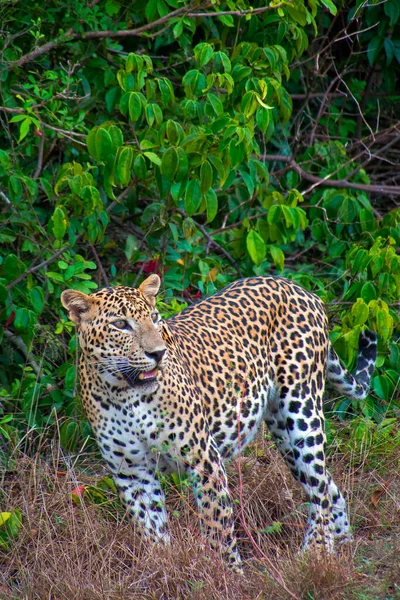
(1, 435, 399, 600)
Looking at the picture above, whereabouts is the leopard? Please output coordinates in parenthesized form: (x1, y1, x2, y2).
(61, 275, 376, 569)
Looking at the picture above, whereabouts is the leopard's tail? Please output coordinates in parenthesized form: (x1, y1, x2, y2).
(327, 329, 377, 400)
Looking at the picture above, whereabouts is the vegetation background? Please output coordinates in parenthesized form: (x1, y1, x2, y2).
(0, 0, 399, 598)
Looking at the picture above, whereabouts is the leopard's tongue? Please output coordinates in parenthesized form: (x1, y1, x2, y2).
(138, 368, 158, 380)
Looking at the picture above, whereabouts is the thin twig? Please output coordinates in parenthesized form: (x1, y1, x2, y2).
(3, 329, 41, 376)
(7, 245, 70, 291)
(177, 210, 243, 277)
(89, 243, 109, 287)
(211, 212, 269, 236)
(33, 129, 45, 180)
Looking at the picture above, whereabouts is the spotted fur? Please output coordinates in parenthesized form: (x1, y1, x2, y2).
(61, 275, 377, 567)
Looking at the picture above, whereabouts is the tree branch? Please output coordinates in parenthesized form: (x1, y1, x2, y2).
(3, 329, 41, 376)
(7, 245, 71, 291)
(263, 155, 400, 196)
(10, 4, 198, 69)
(33, 128, 45, 180)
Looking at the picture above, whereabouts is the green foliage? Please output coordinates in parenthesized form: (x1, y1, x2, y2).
(0, 510, 22, 550)
(0, 0, 399, 451)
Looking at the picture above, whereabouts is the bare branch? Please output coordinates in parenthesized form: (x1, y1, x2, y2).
(7, 245, 71, 291)
(33, 128, 45, 180)
(10, 4, 198, 69)
(3, 329, 41, 376)
(90, 243, 109, 287)
(263, 155, 400, 197)
(177, 210, 243, 278)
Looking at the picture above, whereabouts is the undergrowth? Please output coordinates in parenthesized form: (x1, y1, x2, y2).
(1, 426, 399, 600)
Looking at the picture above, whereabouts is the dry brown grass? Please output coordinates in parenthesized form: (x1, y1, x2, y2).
(1, 435, 399, 600)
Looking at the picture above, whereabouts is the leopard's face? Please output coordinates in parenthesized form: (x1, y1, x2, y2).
(61, 277, 167, 393)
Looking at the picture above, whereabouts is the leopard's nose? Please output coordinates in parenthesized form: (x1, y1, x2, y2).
(145, 349, 166, 364)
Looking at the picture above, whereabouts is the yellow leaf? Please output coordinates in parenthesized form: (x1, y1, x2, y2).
(208, 267, 218, 282)
(0, 512, 11, 527)
(256, 95, 273, 110)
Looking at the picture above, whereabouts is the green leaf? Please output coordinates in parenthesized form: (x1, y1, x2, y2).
(208, 155, 228, 186)
(384, 38, 395, 65)
(125, 234, 139, 261)
(205, 189, 218, 223)
(175, 148, 189, 182)
(281, 205, 293, 228)
(9, 175, 22, 200)
(0, 283, 8, 304)
(52, 206, 67, 240)
(166, 120, 183, 146)
(107, 125, 123, 152)
(29, 287, 44, 314)
(207, 93, 224, 117)
(384, 0, 400, 26)
(18, 117, 32, 142)
(86, 127, 99, 159)
(267, 205, 281, 225)
(80, 186, 101, 206)
(86, 127, 113, 162)
(351, 298, 369, 326)
(213, 51, 231, 74)
(269, 245, 284, 271)
(372, 375, 391, 400)
(367, 36, 383, 66)
(194, 43, 214, 67)
(145, 103, 155, 126)
(129, 92, 144, 121)
(376, 308, 393, 342)
(184, 180, 202, 216)
(143, 152, 161, 166)
(246, 230, 266, 266)
(218, 14, 234, 27)
(39, 177, 53, 201)
(105, 87, 120, 113)
(256, 106, 271, 133)
(241, 91, 258, 119)
(172, 19, 183, 39)
(133, 154, 147, 179)
(116, 146, 133, 186)
(240, 171, 255, 197)
(145, 0, 157, 21)
(9, 114, 27, 123)
(157, 77, 174, 105)
(360, 282, 376, 303)
(320, 0, 337, 15)
(161, 147, 179, 181)
(200, 161, 213, 195)
(14, 307, 35, 333)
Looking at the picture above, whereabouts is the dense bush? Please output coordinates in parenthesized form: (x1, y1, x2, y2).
(0, 0, 399, 453)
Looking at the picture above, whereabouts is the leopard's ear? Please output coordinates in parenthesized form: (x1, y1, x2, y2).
(138, 274, 160, 307)
(61, 289, 96, 326)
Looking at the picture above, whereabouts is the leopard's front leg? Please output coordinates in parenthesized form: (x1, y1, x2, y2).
(186, 435, 242, 569)
(108, 457, 169, 543)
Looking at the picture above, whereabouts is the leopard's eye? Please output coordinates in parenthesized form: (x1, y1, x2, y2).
(112, 319, 130, 330)
(151, 312, 159, 324)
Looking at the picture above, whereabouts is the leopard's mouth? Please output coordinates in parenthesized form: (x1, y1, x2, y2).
(122, 367, 159, 388)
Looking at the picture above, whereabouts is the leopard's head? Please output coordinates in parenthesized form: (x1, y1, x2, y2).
(61, 275, 166, 393)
